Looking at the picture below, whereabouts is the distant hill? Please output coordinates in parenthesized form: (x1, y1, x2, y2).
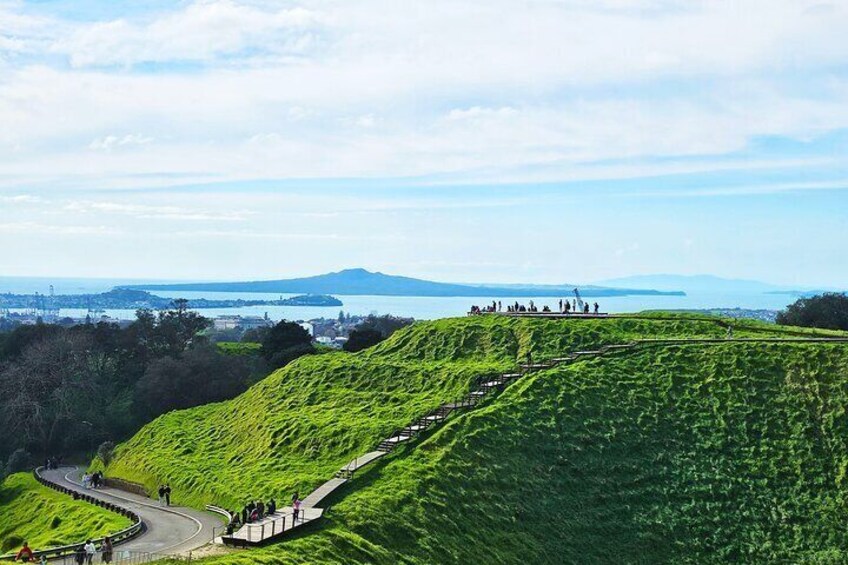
(765, 289, 842, 298)
(122, 268, 684, 298)
(595, 274, 789, 293)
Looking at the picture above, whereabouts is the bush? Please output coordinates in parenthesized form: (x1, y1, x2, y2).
(2, 535, 23, 553)
(5, 449, 31, 474)
(97, 441, 116, 467)
(776, 292, 848, 330)
(261, 321, 314, 369)
(343, 328, 384, 352)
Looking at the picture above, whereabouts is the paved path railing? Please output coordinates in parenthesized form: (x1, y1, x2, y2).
(0, 467, 144, 562)
(1, 467, 223, 562)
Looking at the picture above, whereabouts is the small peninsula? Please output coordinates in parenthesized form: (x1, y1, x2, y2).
(0, 289, 343, 310)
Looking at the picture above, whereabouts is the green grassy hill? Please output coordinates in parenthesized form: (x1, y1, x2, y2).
(101, 316, 760, 509)
(0, 473, 132, 554)
(101, 315, 848, 563)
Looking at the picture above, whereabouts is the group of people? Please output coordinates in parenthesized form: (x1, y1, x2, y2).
(81, 471, 104, 489)
(225, 492, 303, 534)
(73, 538, 113, 565)
(43, 457, 61, 470)
(470, 299, 602, 315)
(557, 299, 600, 315)
(14, 537, 112, 564)
(157, 484, 172, 506)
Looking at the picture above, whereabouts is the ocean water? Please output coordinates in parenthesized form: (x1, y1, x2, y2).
(0, 277, 798, 321)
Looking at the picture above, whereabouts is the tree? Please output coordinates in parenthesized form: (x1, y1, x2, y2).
(97, 441, 116, 467)
(154, 303, 211, 356)
(134, 346, 251, 417)
(358, 315, 414, 339)
(261, 321, 314, 369)
(242, 326, 270, 343)
(0, 333, 101, 457)
(776, 293, 848, 330)
(5, 449, 31, 474)
(0, 322, 63, 362)
(344, 328, 384, 352)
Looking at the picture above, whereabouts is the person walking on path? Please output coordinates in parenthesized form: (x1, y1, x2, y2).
(726, 325, 734, 339)
(164, 485, 172, 506)
(83, 539, 96, 565)
(293, 497, 302, 524)
(158, 485, 166, 506)
(73, 545, 86, 565)
(14, 541, 34, 562)
(101, 536, 113, 564)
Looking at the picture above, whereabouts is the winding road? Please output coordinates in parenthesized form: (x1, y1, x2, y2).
(40, 467, 222, 556)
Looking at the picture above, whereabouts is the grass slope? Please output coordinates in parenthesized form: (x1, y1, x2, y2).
(0, 473, 131, 554)
(216, 342, 262, 356)
(182, 341, 848, 564)
(103, 315, 793, 510)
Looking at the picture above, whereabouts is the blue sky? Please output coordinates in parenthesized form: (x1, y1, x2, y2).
(1, 0, 847, 286)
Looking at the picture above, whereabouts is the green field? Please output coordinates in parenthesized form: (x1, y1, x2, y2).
(102, 315, 848, 563)
(216, 341, 262, 356)
(0, 473, 132, 554)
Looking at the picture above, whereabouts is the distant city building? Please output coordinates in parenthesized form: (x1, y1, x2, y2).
(213, 315, 273, 331)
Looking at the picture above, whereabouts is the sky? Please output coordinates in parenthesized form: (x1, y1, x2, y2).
(1, 0, 847, 287)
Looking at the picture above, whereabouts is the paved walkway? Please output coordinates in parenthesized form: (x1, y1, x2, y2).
(41, 467, 222, 556)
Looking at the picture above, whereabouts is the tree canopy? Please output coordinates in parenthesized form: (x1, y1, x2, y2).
(0, 305, 251, 462)
(776, 292, 848, 330)
(343, 328, 384, 352)
(261, 320, 314, 369)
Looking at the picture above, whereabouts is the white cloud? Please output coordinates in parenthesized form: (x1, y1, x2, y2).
(0, 194, 44, 204)
(447, 107, 517, 121)
(0, 0, 846, 187)
(354, 114, 377, 128)
(89, 134, 154, 151)
(64, 200, 251, 221)
(53, 1, 321, 68)
(0, 221, 121, 235)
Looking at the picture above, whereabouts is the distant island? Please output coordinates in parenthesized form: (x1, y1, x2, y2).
(0, 289, 342, 310)
(122, 268, 685, 298)
(279, 294, 343, 307)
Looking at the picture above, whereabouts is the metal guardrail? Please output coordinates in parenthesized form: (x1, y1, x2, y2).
(49, 550, 191, 564)
(220, 514, 291, 547)
(0, 467, 145, 562)
(204, 504, 232, 523)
